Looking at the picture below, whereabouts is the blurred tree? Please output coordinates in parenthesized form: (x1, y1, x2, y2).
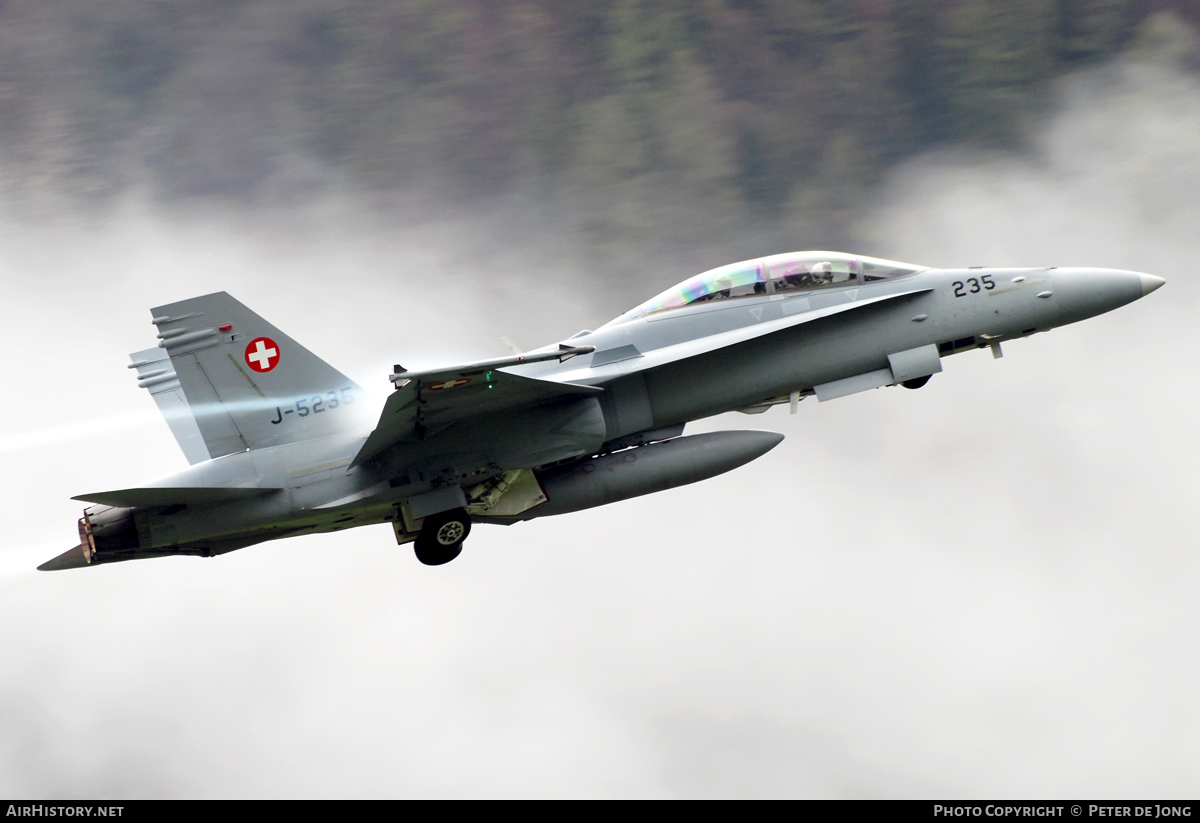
(1057, 0, 1142, 60)
(0, 0, 1184, 247)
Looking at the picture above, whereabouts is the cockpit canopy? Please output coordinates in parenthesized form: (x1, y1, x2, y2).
(635, 251, 927, 316)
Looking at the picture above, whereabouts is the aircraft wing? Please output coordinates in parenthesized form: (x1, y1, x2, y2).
(350, 291, 929, 467)
(351, 363, 602, 467)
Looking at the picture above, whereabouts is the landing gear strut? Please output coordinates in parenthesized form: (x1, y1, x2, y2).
(414, 508, 472, 566)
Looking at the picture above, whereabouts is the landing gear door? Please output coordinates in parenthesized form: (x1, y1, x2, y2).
(888, 344, 943, 384)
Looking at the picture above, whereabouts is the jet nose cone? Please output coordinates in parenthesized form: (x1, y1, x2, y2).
(1049, 267, 1162, 324)
(1139, 273, 1166, 296)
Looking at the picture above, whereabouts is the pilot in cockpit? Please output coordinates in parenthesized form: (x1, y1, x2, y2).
(776, 265, 809, 290)
(712, 274, 734, 299)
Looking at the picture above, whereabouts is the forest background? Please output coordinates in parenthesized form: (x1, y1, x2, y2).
(6, 0, 1198, 279)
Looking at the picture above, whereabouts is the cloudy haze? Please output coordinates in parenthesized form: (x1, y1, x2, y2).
(1, 51, 1198, 797)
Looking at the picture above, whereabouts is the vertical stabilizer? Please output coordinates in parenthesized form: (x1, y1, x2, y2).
(128, 347, 210, 464)
(151, 293, 365, 458)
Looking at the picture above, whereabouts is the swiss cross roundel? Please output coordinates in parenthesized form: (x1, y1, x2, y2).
(245, 337, 280, 373)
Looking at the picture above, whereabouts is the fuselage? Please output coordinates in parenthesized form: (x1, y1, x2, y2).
(521, 264, 1157, 432)
(67, 259, 1164, 564)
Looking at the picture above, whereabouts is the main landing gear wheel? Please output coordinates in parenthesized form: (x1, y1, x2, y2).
(901, 375, 932, 389)
(414, 508, 472, 566)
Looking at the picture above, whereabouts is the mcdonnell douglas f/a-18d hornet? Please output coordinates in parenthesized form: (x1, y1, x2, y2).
(41, 251, 1165, 570)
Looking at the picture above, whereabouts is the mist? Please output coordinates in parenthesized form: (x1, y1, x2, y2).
(1, 50, 1198, 797)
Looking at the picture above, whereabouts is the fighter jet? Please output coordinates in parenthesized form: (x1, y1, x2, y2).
(40, 251, 1164, 571)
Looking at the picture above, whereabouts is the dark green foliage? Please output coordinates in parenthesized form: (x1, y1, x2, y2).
(0, 0, 1165, 238)
(1057, 0, 1143, 60)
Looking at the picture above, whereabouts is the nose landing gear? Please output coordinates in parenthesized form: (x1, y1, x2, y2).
(414, 508, 472, 566)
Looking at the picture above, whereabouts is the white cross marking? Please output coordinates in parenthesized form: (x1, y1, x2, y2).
(248, 339, 278, 370)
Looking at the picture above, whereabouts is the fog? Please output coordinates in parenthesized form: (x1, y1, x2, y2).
(1, 55, 1197, 797)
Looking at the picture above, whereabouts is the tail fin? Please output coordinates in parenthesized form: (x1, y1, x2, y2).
(128, 346, 210, 463)
(149, 292, 364, 458)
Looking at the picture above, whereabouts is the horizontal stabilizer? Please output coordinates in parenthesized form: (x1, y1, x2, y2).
(72, 486, 282, 508)
(38, 544, 90, 571)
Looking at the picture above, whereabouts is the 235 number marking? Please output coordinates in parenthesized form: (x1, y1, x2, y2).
(952, 275, 995, 297)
